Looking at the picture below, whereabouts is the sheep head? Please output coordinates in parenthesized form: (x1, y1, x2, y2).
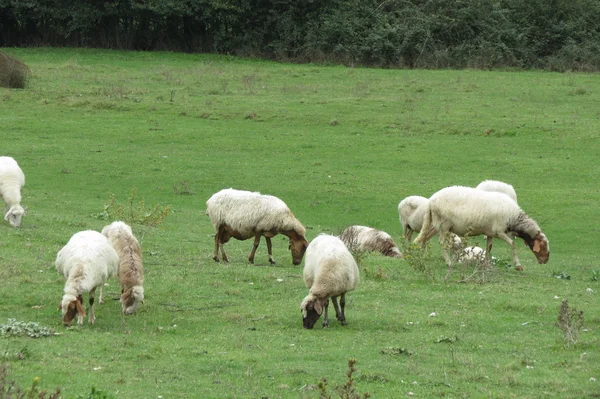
(60, 295, 85, 326)
(529, 232, 550, 264)
(300, 294, 324, 329)
(4, 205, 24, 228)
(290, 238, 309, 265)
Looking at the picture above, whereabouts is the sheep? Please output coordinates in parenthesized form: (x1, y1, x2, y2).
(300, 234, 360, 329)
(338, 225, 402, 258)
(0, 156, 25, 227)
(414, 186, 549, 271)
(398, 195, 428, 241)
(206, 188, 309, 265)
(458, 246, 486, 263)
(55, 230, 119, 325)
(101, 221, 144, 315)
(476, 180, 517, 203)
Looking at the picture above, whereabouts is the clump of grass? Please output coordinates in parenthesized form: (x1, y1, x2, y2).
(401, 241, 437, 281)
(329, 119, 340, 126)
(75, 387, 117, 399)
(556, 299, 584, 347)
(173, 181, 194, 195)
(98, 188, 170, 240)
(0, 52, 31, 89)
(317, 359, 371, 399)
(0, 364, 61, 398)
(0, 319, 55, 338)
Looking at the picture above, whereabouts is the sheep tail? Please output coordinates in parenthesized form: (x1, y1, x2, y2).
(414, 207, 433, 245)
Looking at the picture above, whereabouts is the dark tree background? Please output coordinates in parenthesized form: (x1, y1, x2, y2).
(1, 0, 599, 70)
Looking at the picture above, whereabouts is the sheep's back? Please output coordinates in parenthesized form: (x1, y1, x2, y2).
(476, 180, 517, 203)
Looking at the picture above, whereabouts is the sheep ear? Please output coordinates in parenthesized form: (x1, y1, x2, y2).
(314, 301, 323, 315)
(4, 209, 10, 221)
(532, 240, 541, 253)
(75, 301, 85, 317)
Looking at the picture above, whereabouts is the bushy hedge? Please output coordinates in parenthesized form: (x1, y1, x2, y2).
(1, 0, 599, 70)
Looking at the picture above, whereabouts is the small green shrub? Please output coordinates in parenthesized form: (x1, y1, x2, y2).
(0, 319, 55, 338)
(317, 359, 371, 399)
(0, 53, 30, 89)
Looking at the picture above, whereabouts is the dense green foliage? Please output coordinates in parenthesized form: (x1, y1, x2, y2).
(2, 0, 600, 70)
(0, 48, 599, 398)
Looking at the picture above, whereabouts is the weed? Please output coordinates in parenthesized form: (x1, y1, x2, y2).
(0, 52, 30, 89)
(99, 187, 170, 240)
(241, 74, 258, 94)
(0, 364, 61, 398)
(0, 319, 55, 338)
(380, 347, 413, 356)
(590, 270, 599, 282)
(401, 241, 437, 281)
(556, 299, 584, 347)
(552, 271, 571, 280)
(317, 359, 371, 399)
(173, 181, 194, 195)
(329, 119, 340, 126)
(75, 387, 116, 399)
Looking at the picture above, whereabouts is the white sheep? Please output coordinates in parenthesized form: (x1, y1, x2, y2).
(398, 195, 428, 241)
(206, 188, 309, 265)
(476, 180, 517, 203)
(300, 234, 360, 329)
(414, 186, 549, 270)
(0, 156, 25, 227)
(458, 246, 486, 263)
(55, 230, 119, 325)
(101, 221, 144, 315)
(338, 225, 402, 258)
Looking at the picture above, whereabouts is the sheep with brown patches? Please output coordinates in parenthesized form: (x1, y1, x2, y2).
(55, 230, 119, 325)
(102, 221, 144, 315)
(0, 156, 25, 227)
(300, 234, 359, 329)
(414, 186, 549, 271)
(338, 225, 402, 258)
(206, 188, 309, 265)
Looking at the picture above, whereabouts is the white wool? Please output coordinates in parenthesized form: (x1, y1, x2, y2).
(414, 186, 549, 269)
(398, 195, 428, 240)
(101, 221, 144, 315)
(56, 230, 119, 324)
(0, 156, 25, 227)
(458, 246, 486, 263)
(338, 225, 402, 258)
(206, 188, 305, 236)
(476, 180, 517, 203)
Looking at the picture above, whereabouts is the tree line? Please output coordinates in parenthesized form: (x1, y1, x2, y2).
(1, 0, 599, 71)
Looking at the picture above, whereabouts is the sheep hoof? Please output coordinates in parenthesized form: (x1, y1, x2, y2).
(269, 259, 276, 265)
(515, 265, 524, 272)
(339, 320, 347, 326)
(248, 259, 254, 264)
(212, 256, 219, 263)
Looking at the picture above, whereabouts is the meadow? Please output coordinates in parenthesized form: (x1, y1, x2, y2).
(0, 48, 599, 398)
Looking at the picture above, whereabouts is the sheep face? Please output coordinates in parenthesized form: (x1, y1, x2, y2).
(301, 299, 323, 329)
(4, 205, 24, 227)
(290, 239, 309, 265)
(60, 296, 85, 326)
(529, 233, 550, 264)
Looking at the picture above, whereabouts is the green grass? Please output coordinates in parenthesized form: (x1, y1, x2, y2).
(1, 47, 599, 398)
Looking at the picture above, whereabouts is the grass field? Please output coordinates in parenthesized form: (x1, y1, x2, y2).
(1, 48, 599, 398)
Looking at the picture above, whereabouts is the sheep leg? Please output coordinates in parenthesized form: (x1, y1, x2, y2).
(332, 294, 347, 325)
(98, 285, 104, 304)
(416, 227, 437, 246)
(405, 229, 413, 242)
(88, 288, 96, 324)
(216, 228, 229, 262)
(440, 233, 453, 266)
(248, 234, 261, 264)
(212, 229, 221, 262)
(497, 232, 522, 270)
(322, 298, 330, 328)
(265, 237, 276, 264)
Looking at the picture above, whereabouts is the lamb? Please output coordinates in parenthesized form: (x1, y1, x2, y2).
(476, 180, 517, 203)
(398, 195, 428, 241)
(0, 156, 25, 227)
(338, 225, 402, 258)
(414, 186, 549, 271)
(206, 188, 309, 265)
(300, 234, 360, 329)
(458, 246, 486, 263)
(101, 221, 144, 315)
(55, 230, 119, 325)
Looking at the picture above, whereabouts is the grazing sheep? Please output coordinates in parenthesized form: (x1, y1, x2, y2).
(101, 221, 144, 315)
(300, 234, 360, 329)
(55, 230, 119, 325)
(0, 156, 25, 227)
(338, 225, 402, 258)
(414, 186, 549, 270)
(398, 195, 428, 241)
(476, 180, 517, 203)
(206, 188, 309, 265)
